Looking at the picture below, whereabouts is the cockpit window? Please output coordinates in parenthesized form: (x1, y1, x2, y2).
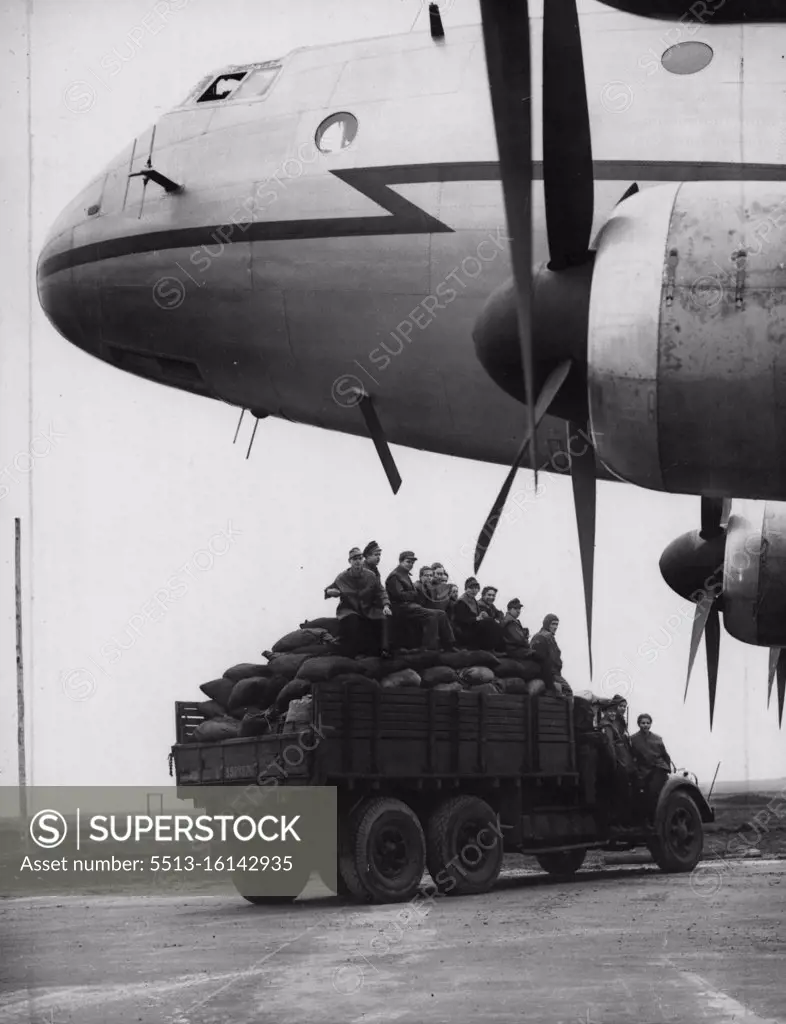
(232, 65, 280, 101)
(197, 72, 248, 103)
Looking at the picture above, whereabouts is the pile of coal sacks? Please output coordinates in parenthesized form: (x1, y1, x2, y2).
(186, 616, 546, 743)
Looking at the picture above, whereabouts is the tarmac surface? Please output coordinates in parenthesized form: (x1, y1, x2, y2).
(1, 860, 784, 1024)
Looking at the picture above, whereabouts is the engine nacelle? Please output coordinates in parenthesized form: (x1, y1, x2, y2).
(588, 182, 786, 498)
(723, 504, 786, 647)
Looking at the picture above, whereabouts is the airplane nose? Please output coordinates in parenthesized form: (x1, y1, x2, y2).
(37, 231, 87, 350)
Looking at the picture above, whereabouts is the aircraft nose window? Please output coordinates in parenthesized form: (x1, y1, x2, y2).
(661, 41, 713, 75)
(315, 112, 359, 154)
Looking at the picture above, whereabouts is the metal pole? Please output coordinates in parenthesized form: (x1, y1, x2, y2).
(708, 761, 721, 802)
(15, 517, 28, 824)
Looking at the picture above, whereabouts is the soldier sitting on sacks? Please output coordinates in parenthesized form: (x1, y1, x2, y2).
(500, 598, 532, 658)
(419, 563, 456, 616)
(478, 585, 504, 623)
(325, 547, 392, 657)
(385, 550, 457, 652)
(530, 614, 573, 700)
(453, 577, 500, 650)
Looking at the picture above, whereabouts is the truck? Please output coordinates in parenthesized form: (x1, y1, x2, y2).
(169, 680, 714, 905)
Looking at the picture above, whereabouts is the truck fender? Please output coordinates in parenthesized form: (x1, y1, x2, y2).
(655, 776, 714, 824)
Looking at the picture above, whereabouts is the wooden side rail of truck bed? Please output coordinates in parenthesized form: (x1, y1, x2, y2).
(171, 682, 577, 787)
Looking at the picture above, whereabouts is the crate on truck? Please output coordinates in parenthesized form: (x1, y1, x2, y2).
(170, 682, 714, 905)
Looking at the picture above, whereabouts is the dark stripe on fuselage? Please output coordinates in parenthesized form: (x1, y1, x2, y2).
(38, 159, 786, 280)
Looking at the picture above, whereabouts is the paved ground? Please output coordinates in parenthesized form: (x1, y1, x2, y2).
(1, 860, 784, 1024)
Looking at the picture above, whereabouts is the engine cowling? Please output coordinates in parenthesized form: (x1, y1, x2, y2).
(723, 505, 786, 646)
(660, 501, 786, 648)
(588, 181, 786, 498)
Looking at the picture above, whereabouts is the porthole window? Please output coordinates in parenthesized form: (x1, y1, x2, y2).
(315, 112, 358, 154)
(661, 41, 713, 75)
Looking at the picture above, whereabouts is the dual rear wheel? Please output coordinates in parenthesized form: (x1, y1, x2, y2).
(338, 794, 504, 904)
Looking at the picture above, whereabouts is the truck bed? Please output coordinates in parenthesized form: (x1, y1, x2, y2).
(171, 682, 576, 786)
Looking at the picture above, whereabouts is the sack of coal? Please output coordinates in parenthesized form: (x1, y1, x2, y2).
(299, 617, 341, 634)
(199, 678, 237, 709)
(275, 678, 313, 711)
(272, 628, 335, 654)
(395, 650, 442, 672)
(439, 650, 500, 671)
(296, 655, 362, 682)
(459, 666, 496, 687)
(283, 695, 313, 733)
(381, 668, 421, 689)
(191, 717, 242, 742)
(474, 681, 503, 695)
(421, 665, 459, 688)
(239, 711, 272, 737)
(496, 657, 542, 681)
(264, 652, 315, 680)
(196, 699, 226, 720)
(228, 675, 284, 713)
(330, 673, 379, 688)
(224, 663, 275, 683)
(500, 677, 545, 696)
(354, 656, 404, 680)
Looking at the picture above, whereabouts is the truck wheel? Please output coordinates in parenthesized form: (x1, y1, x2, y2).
(535, 848, 587, 876)
(231, 864, 309, 905)
(426, 795, 503, 896)
(338, 811, 372, 901)
(649, 790, 703, 873)
(347, 797, 426, 904)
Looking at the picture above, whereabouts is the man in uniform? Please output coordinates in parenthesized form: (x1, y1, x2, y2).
(385, 551, 456, 651)
(500, 598, 531, 658)
(530, 614, 573, 698)
(325, 547, 392, 656)
(631, 713, 673, 817)
(362, 540, 383, 579)
(478, 586, 503, 623)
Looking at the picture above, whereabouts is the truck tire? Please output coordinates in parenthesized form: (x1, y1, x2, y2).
(426, 796, 503, 896)
(648, 789, 704, 873)
(535, 848, 587, 876)
(338, 809, 372, 901)
(345, 797, 426, 904)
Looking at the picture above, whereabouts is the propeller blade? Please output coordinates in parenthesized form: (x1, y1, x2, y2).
(685, 596, 714, 701)
(616, 182, 639, 205)
(705, 602, 721, 728)
(479, 0, 537, 482)
(700, 496, 731, 539)
(568, 421, 596, 675)
(768, 647, 779, 708)
(542, 0, 594, 268)
(357, 393, 402, 495)
(776, 649, 786, 727)
(474, 359, 573, 573)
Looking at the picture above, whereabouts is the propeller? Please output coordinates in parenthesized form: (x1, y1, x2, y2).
(479, 0, 536, 480)
(473, 360, 572, 573)
(568, 420, 597, 671)
(681, 497, 729, 721)
(475, 0, 597, 666)
(768, 648, 786, 725)
(661, 496, 730, 726)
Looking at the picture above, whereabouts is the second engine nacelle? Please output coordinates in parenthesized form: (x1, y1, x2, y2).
(588, 181, 786, 499)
